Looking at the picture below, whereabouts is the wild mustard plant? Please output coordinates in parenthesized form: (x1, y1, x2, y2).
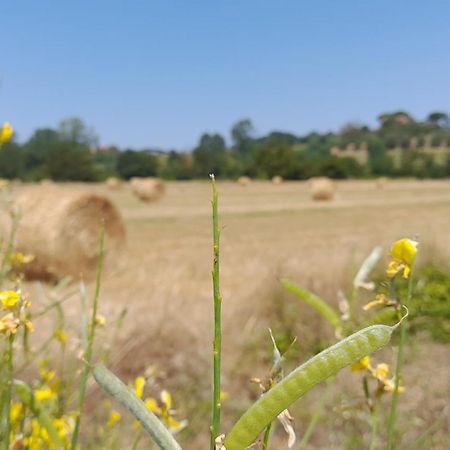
(0, 122, 13, 146)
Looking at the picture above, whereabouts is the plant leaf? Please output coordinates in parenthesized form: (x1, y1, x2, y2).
(281, 279, 341, 330)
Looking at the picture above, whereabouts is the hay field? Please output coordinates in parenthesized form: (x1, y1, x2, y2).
(18, 179, 450, 448)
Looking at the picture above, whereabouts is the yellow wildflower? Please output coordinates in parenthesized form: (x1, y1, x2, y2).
(0, 313, 19, 334)
(54, 328, 68, 345)
(387, 238, 418, 279)
(143, 390, 187, 432)
(11, 252, 35, 265)
(383, 378, 405, 393)
(107, 410, 121, 427)
(135, 376, 146, 399)
(351, 356, 371, 372)
(0, 122, 13, 145)
(363, 294, 389, 311)
(0, 290, 20, 310)
(34, 387, 57, 401)
(374, 363, 389, 381)
(95, 314, 106, 327)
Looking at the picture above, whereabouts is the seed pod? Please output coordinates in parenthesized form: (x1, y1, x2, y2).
(224, 324, 396, 450)
(93, 363, 182, 450)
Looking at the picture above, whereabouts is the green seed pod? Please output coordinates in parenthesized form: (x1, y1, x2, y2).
(224, 324, 396, 450)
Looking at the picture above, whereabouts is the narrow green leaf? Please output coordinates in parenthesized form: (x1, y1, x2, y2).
(281, 279, 342, 330)
(93, 363, 183, 450)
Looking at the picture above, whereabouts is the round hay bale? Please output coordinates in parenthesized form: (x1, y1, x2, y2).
(40, 178, 54, 186)
(272, 175, 283, 185)
(375, 177, 388, 189)
(106, 176, 122, 190)
(130, 177, 166, 202)
(237, 176, 251, 186)
(9, 187, 126, 280)
(310, 177, 335, 201)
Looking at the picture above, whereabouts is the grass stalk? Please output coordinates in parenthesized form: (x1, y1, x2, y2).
(70, 228, 105, 450)
(387, 267, 414, 450)
(210, 175, 222, 449)
(369, 399, 379, 450)
(0, 335, 15, 450)
(298, 379, 334, 450)
(262, 421, 273, 449)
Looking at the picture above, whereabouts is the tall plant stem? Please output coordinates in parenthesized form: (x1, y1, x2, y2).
(369, 399, 379, 450)
(1, 335, 15, 450)
(210, 175, 222, 449)
(70, 229, 105, 450)
(387, 268, 414, 450)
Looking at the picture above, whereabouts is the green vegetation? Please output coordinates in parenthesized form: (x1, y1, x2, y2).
(2, 111, 450, 181)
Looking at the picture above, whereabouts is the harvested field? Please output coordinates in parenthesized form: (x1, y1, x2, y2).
(15, 179, 450, 449)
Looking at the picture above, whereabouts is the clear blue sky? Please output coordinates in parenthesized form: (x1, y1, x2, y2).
(2, 0, 450, 150)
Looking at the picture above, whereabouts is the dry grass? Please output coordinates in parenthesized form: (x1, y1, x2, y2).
(15, 179, 450, 449)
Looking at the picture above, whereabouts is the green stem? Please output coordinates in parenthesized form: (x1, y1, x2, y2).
(262, 422, 273, 449)
(1, 335, 15, 450)
(70, 229, 105, 450)
(369, 399, 379, 450)
(298, 379, 334, 449)
(210, 175, 222, 449)
(387, 269, 414, 450)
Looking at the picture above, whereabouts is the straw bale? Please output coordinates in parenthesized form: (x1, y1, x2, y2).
(7, 186, 125, 280)
(310, 177, 335, 201)
(237, 176, 251, 186)
(130, 177, 166, 202)
(272, 175, 283, 185)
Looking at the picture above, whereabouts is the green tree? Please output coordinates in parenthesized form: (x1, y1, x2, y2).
(192, 133, 228, 177)
(231, 119, 254, 154)
(368, 139, 392, 175)
(46, 141, 98, 181)
(427, 111, 449, 129)
(0, 143, 26, 179)
(58, 117, 98, 146)
(252, 136, 296, 178)
(116, 150, 159, 179)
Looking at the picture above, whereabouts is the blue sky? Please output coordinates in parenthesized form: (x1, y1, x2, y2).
(2, 1, 450, 149)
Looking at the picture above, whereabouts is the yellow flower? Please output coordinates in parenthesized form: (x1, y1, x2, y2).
(11, 252, 35, 265)
(135, 376, 146, 399)
(0, 290, 20, 310)
(107, 410, 121, 428)
(95, 314, 106, 327)
(0, 178, 9, 189)
(363, 294, 389, 311)
(351, 356, 371, 372)
(383, 378, 405, 393)
(144, 390, 187, 432)
(0, 122, 13, 145)
(374, 363, 389, 381)
(54, 328, 68, 346)
(387, 238, 418, 279)
(34, 387, 57, 402)
(0, 313, 19, 334)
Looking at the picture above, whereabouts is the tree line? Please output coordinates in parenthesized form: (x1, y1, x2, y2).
(1, 112, 450, 181)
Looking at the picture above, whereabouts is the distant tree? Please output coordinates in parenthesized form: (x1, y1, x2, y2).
(368, 139, 392, 175)
(116, 150, 159, 179)
(427, 112, 450, 129)
(58, 117, 98, 147)
(231, 119, 254, 154)
(192, 133, 227, 177)
(0, 143, 26, 178)
(45, 141, 98, 181)
(24, 128, 59, 170)
(160, 151, 194, 180)
(252, 136, 296, 178)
